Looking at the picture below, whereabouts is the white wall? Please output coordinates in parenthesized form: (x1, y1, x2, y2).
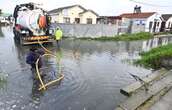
(50, 6, 84, 23)
(51, 15, 57, 23)
(131, 18, 146, 33)
(64, 6, 84, 23)
(50, 12, 62, 23)
(121, 18, 130, 26)
(50, 6, 98, 24)
(121, 18, 146, 33)
(80, 11, 98, 24)
(166, 17, 172, 29)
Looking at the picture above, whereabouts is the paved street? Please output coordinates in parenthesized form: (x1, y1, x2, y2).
(150, 89, 172, 110)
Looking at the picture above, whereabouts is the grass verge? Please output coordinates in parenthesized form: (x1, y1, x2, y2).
(79, 32, 153, 41)
(136, 44, 172, 69)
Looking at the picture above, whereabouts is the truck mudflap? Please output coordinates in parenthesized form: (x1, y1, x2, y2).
(21, 36, 54, 45)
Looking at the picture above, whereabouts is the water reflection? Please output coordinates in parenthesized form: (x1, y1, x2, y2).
(0, 26, 4, 37)
(60, 39, 143, 61)
(142, 37, 171, 51)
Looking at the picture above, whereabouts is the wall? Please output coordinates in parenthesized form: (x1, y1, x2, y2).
(80, 11, 98, 24)
(131, 18, 146, 33)
(65, 6, 84, 23)
(121, 18, 130, 26)
(50, 6, 84, 23)
(121, 18, 146, 33)
(145, 13, 162, 33)
(51, 23, 118, 37)
(50, 12, 63, 23)
(50, 6, 98, 24)
(166, 17, 172, 30)
(51, 14, 58, 23)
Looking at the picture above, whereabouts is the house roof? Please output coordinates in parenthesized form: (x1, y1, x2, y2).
(120, 12, 156, 19)
(79, 10, 99, 16)
(161, 14, 172, 21)
(48, 5, 86, 14)
(98, 16, 122, 20)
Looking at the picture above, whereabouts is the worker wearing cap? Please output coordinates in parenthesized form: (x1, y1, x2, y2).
(26, 47, 45, 69)
(55, 27, 63, 47)
(26, 47, 45, 79)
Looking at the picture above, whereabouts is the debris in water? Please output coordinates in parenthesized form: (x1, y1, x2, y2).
(12, 105, 16, 108)
(21, 106, 25, 110)
(35, 106, 39, 109)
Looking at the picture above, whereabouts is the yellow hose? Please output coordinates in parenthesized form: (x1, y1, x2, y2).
(38, 40, 54, 55)
(36, 40, 64, 91)
(38, 74, 64, 91)
(35, 55, 46, 90)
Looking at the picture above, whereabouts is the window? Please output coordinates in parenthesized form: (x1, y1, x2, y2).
(62, 9, 68, 16)
(135, 20, 140, 25)
(149, 22, 153, 32)
(141, 20, 145, 25)
(63, 17, 70, 23)
(87, 18, 92, 24)
(75, 18, 80, 24)
(157, 22, 159, 27)
(168, 22, 171, 28)
(136, 20, 145, 26)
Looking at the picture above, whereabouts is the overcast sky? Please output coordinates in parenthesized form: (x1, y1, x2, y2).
(0, 0, 172, 16)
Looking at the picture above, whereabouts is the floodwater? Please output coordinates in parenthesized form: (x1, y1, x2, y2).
(0, 26, 171, 110)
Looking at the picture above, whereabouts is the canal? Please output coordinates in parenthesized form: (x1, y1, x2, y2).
(0, 26, 171, 110)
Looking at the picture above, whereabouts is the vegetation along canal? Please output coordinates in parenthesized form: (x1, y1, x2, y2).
(1, 26, 171, 110)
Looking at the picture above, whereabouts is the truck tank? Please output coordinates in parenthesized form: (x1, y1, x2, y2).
(13, 3, 54, 45)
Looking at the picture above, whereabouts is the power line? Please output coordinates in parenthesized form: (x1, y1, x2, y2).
(129, 0, 172, 7)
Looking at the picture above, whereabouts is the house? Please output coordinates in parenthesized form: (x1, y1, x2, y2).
(97, 16, 122, 25)
(48, 5, 99, 24)
(161, 14, 172, 32)
(0, 13, 11, 25)
(120, 12, 163, 33)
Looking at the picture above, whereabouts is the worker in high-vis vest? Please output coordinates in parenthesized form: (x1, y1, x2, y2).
(55, 27, 63, 47)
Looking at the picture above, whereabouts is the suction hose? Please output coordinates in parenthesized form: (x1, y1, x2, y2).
(36, 40, 64, 90)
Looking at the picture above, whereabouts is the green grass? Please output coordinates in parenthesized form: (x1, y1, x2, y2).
(136, 44, 172, 69)
(79, 32, 153, 41)
(154, 31, 172, 36)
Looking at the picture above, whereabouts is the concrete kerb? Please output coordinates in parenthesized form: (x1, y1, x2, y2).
(120, 68, 168, 96)
(115, 69, 172, 110)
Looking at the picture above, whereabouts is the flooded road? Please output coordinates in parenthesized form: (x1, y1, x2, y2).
(0, 26, 171, 110)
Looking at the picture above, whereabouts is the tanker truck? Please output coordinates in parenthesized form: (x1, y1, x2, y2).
(13, 3, 54, 45)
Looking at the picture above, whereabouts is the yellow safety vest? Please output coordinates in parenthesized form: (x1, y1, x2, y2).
(55, 29, 63, 40)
